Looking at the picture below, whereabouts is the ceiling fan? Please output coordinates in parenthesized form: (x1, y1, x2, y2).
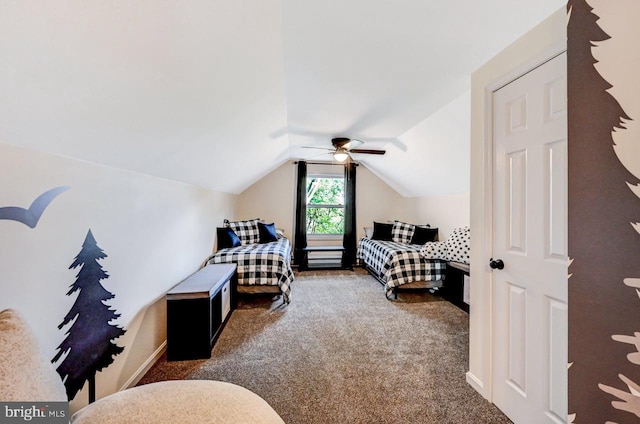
(302, 137, 386, 162)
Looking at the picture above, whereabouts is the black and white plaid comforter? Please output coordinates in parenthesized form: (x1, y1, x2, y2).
(357, 237, 446, 299)
(208, 237, 294, 304)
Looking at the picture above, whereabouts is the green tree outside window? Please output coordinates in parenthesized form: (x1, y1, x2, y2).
(306, 177, 344, 235)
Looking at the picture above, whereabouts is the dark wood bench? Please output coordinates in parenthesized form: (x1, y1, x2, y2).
(443, 261, 470, 312)
(166, 263, 237, 360)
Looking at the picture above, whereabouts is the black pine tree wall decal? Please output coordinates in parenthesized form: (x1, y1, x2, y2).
(52, 229, 126, 403)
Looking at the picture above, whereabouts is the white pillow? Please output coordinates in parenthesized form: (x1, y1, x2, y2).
(445, 227, 470, 264)
(420, 241, 448, 260)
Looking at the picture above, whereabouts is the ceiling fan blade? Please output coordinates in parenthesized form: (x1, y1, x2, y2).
(301, 146, 335, 151)
(305, 151, 333, 160)
(342, 138, 364, 150)
(349, 148, 386, 155)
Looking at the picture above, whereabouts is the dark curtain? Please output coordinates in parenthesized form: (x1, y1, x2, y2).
(341, 162, 357, 269)
(293, 161, 308, 266)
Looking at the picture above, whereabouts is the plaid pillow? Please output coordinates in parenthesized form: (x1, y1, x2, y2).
(391, 220, 416, 244)
(225, 218, 260, 245)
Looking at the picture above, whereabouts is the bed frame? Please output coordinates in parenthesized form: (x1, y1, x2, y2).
(361, 263, 442, 299)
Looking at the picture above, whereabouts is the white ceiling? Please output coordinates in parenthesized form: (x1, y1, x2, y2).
(0, 0, 564, 196)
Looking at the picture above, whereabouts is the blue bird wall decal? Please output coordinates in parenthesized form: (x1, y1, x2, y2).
(0, 186, 70, 228)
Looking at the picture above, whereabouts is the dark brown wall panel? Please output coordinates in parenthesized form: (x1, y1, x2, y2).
(568, 1, 640, 421)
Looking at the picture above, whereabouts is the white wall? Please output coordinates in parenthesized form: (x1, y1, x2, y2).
(237, 161, 469, 246)
(391, 90, 471, 197)
(0, 143, 237, 412)
(354, 164, 428, 240)
(405, 193, 470, 241)
(0, 0, 290, 195)
(236, 161, 296, 239)
(468, 7, 566, 400)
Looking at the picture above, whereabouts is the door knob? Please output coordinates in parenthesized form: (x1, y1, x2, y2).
(489, 258, 504, 270)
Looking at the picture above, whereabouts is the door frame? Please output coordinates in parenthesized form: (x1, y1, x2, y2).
(489, 51, 569, 424)
(467, 8, 566, 403)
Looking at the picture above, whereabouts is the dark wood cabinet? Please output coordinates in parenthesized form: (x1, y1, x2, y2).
(166, 263, 236, 361)
(444, 261, 470, 313)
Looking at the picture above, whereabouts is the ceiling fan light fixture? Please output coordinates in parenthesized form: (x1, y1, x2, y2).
(333, 148, 349, 162)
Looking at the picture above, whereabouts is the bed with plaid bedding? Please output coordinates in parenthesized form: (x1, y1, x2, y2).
(357, 237, 446, 299)
(208, 237, 294, 304)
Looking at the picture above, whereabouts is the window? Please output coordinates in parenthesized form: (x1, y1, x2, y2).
(306, 176, 344, 236)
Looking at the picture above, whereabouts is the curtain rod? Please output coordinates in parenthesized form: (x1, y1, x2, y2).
(293, 161, 359, 166)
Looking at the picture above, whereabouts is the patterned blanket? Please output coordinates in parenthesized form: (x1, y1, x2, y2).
(208, 237, 294, 304)
(357, 237, 446, 299)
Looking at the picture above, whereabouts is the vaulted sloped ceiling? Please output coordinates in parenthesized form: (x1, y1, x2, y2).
(0, 0, 564, 196)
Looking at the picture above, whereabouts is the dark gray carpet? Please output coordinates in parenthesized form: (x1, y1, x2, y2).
(139, 269, 511, 424)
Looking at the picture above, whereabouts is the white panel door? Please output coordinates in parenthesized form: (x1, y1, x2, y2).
(492, 52, 567, 424)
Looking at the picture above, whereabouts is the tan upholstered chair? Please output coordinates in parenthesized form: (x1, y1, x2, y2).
(0, 309, 285, 424)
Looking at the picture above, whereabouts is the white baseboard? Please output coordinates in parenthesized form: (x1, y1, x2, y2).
(466, 371, 490, 401)
(120, 341, 167, 391)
